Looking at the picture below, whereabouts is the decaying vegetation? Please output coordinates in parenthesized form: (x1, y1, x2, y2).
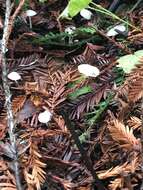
(0, 0, 143, 189)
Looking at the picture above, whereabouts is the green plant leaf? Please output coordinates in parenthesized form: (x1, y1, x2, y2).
(68, 0, 92, 17)
(68, 86, 92, 100)
(117, 50, 143, 73)
(39, 0, 47, 2)
(134, 50, 143, 57)
(59, 0, 92, 19)
(76, 27, 96, 34)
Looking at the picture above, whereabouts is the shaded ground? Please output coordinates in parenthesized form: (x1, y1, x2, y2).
(0, 0, 143, 189)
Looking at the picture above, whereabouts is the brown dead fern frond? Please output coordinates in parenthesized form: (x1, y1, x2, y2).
(128, 76, 143, 103)
(68, 83, 110, 119)
(23, 142, 46, 190)
(45, 69, 80, 110)
(0, 95, 27, 121)
(117, 63, 143, 103)
(107, 119, 141, 151)
(108, 156, 139, 190)
(98, 163, 128, 179)
(66, 59, 115, 119)
(51, 175, 76, 190)
(108, 178, 123, 190)
(127, 116, 142, 130)
(0, 160, 16, 190)
(98, 156, 139, 179)
(12, 95, 26, 114)
(72, 43, 105, 67)
(0, 122, 7, 140)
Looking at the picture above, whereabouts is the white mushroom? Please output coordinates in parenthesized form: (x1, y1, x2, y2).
(80, 9, 93, 20)
(38, 109, 52, 124)
(78, 64, 100, 77)
(65, 26, 76, 35)
(26, 10, 37, 29)
(106, 24, 126, 37)
(7, 71, 21, 81)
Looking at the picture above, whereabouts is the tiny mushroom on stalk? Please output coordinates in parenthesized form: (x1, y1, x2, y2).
(26, 9, 37, 29)
(7, 71, 21, 83)
(78, 64, 100, 78)
(38, 109, 52, 124)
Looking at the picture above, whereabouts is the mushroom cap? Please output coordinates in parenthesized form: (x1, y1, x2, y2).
(80, 9, 92, 20)
(65, 26, 76, 34)
(7, 71, 21, 81)
(78, 64, 100, 77)
(26, 10, 37, 17)
(107, 24, 126, 37)
(38, 110, 52, 124)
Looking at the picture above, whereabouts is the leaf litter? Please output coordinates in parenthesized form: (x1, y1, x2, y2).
(0, 0, 143, 190)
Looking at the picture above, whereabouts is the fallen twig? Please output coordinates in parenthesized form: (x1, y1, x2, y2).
(1, 0, 25, 189)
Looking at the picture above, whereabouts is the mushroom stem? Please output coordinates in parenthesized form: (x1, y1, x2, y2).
(29, 16, 32, 29)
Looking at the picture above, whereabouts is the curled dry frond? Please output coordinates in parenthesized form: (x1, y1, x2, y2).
(24, 142, 46, 190)
(107, 119, 141, 151)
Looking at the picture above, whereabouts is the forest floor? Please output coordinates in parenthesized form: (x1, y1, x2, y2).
(1, 0, 143, 190)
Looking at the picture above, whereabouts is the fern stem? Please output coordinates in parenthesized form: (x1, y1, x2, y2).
(88, 94, 113, 126)
(61, 111, 107, 190)
(129, 0, 142, 13)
